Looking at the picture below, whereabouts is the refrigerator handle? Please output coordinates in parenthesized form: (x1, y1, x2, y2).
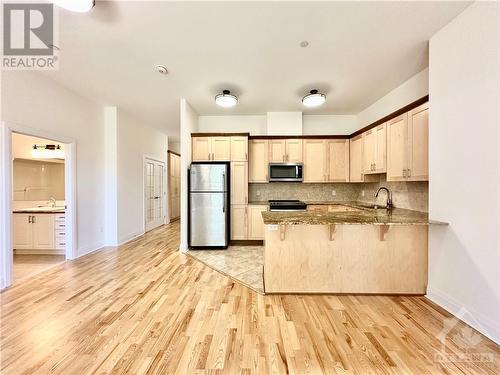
(222, 172, 226, 213)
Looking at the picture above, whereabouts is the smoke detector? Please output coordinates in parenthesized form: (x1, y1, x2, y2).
(155, 65, 168, 75)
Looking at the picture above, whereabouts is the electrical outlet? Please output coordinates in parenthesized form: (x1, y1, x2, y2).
(361, 190, 365, 197)
(331, 190, 336, 196)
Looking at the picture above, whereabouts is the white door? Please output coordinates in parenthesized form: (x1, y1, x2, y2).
(145, 158, 166, 232)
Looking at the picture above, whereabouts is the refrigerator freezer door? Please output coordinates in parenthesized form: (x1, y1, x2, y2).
(190, 164, 228, 192)
(190, 192, 227, 247)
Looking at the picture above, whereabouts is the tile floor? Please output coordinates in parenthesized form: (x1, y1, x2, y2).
(187, 246, 264, 294)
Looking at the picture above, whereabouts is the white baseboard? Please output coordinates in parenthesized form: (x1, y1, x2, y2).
(77, 241, 105, 258)
(426, 287, 500, 345)
(179, 241, 188, 253)
(118, 231, 144, 246)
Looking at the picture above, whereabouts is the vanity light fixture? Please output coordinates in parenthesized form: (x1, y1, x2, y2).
(53, 0, 95, 13)
(215, 90, 238, 108)
(32, 144, 64, 159)
(302, 89, 326, 107)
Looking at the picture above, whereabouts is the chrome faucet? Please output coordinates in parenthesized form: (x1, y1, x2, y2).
(375, 187, 393, 209)
(49, 197, 56, 208)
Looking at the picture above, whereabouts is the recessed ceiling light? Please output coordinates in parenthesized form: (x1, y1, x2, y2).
(215, 90, 238, 108)
(155, 65, 168, 75)
(302, 89, 326, 107)
(53, 0, 95, 13)
(300, 41, 309, 48)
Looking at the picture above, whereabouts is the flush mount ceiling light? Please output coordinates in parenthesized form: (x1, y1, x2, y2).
(53, 0, 95, 13)
(302, 89, 326, 107)
(215, 90, 238, 108)
(32, 144, 65, 159)
(155, 65, 168, 74)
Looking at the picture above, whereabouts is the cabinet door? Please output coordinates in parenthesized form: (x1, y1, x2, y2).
(286, 139, 303, 162)
(303, 139, 327, 183)
(349, 136, 363, 182)
(212, 137, 231, 161)
(192, 137, 211, 161)
(327, 139, 349, 182)
(230, 136, 248, 162)
(248, 205, 267, 240)
(13, 214, 33, 249)
(231, 205, 248, 240)
(269, 140, 287, 162)
(32, 215, 55, 249)
(363, 130, 376, 174)
(374, 124, 387, 173)
(407, 103, 429, 181)
(387, 114, 408, 181)
(249, 140, 269, 182)
(231, 162, 248, 204)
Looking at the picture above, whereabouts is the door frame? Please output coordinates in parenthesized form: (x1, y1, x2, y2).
(143, 155, 167, 233)
(0, 121, 77, 289)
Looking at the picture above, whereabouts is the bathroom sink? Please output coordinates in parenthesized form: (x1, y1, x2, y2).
(22, 206, 65, 212)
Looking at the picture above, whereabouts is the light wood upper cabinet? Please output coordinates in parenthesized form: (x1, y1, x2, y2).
(231, 204, 248, 240)
(249, 140, 269, 183)
(349, 136, 363, 182)
(387, 114, 408, 181)
(192, 137, 211, 161)
(285, 139, 303, 162)
(248, 205, 267, 240)
(387, 103, 429, 181)
(268, 139, 302, 162)
(212, 137, 231, 161)
(192, 136, 231, 161)
(363, 123, 386, 174)
(268, 140, 287, 162)
(230, 136, 248, 162)
(231, 162, 248, 205)
(326, 140, 349, 182)
(407, 103, 429, 181)
(303, 139, 327, 183)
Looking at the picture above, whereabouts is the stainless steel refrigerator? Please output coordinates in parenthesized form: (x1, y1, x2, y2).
(188, 162, 230, 249)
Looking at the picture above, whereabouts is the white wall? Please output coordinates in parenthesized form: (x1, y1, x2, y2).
(302, 115, 358, 135)
(169, 141, 181, 154)
(179, 99, 198, 252)
(116, 109, 168, 244)
(357, 68, 429, 128)
(198, 115, 266, 135)
(2, 71, 106, 256)
(266, 112, 302, 135)
(428, 1, 500, 343)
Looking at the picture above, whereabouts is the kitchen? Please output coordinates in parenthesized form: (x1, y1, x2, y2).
(186, 93, 441, 295)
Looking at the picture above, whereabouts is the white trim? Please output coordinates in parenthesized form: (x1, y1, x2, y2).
(427, 287, 500, 345)
(0, 121, 77, 288)
(118, 230, 145, 246)
(143, 155, 167, 233)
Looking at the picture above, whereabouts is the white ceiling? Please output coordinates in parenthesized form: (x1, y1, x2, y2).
(43, 1, 471, 141)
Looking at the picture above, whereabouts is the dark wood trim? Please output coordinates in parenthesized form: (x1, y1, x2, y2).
(167, 150, 180, 157)
(230, 240, 264, 246)
(249, 135, 350, 140)
(191, 132, 250, 137)
(349, 95, 428, 138)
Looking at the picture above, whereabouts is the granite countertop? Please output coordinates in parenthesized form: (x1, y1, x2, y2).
(261, 203, 447, 226)
(13, 209, 66, 214)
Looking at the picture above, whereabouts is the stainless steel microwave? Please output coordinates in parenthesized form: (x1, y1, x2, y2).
(268, 163, 303, 182)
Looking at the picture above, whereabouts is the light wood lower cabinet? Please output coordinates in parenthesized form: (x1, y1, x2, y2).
(231, 162, 248, 205)
(247, 205, 267, 240)
(249, 140, 268, 183)
(231, 205, 248, 240)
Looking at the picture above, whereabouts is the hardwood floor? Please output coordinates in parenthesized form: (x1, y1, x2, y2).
(12, 254, 66, 284)
(1, 221, 498, 374)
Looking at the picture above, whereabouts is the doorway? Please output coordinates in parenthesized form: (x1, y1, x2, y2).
(144, 157, 166, 232)
(0, 122, 77, 289)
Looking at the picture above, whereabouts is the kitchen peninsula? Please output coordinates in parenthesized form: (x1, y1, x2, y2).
(262, 203, 445, 295)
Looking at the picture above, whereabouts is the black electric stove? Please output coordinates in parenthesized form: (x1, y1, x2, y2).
(268, 199, 307, 212)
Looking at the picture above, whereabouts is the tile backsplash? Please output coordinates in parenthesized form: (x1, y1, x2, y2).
(249, 181, 428, 212)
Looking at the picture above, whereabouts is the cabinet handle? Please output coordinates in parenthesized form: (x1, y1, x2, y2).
(32, 216, 36, 223)
(245, 152, 247, 161)
(403, 169, 407, 178)
(28, 216, 32, 223)
(407, 169, 411, 178)
(207, 153, 210, 160)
